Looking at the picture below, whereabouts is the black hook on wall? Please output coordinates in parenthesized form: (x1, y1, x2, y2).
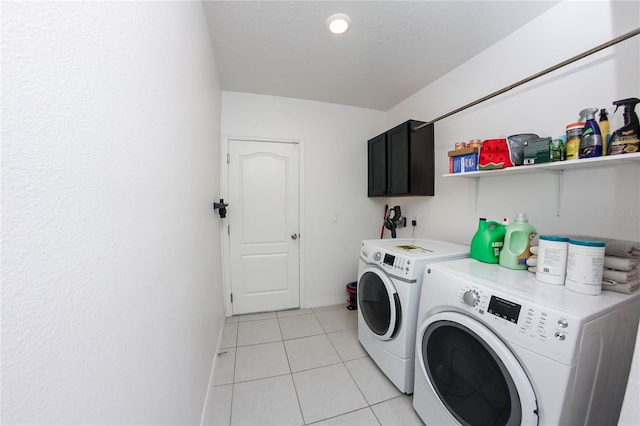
(213, 199, 229, 219)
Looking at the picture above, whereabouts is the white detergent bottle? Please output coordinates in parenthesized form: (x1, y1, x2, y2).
(499, 212, 537, 270)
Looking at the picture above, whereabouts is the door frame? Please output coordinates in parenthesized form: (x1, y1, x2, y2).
(220, 135, 305, 316)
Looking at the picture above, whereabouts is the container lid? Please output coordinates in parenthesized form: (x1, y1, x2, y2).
(515, 212, 528, 222)
(447, 147, 479, 157)
(569, 239, 605, 247)
(566, 122, 585, 129)
(539, 235, 569, 242)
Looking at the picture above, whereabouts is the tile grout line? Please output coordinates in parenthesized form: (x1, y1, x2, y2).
(340, 353, 385, 426)
(276, 315, 307, 425)
(312, 306, 371, 425)
(226, 307, 374, 426)
(228, 321, 239, 426)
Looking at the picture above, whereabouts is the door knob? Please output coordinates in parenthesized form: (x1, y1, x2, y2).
(291, 233, 298, 240)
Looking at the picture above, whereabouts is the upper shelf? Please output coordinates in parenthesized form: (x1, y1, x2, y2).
(443, 152, 640, 178)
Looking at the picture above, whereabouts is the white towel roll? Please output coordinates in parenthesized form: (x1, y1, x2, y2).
(603, 256, 638, 272)
(602, 278, 640, 294)
(603, 268, 638, 283)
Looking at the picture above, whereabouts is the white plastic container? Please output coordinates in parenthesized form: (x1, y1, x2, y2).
(565, 239, 606, 295)
(536, 235, 569, 285)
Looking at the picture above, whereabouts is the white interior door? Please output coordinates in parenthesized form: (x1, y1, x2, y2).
(227, 139, 300, 315)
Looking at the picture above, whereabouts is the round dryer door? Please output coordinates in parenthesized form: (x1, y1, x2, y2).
(357, 266, 401, 341)
(417, 312, 538, 426)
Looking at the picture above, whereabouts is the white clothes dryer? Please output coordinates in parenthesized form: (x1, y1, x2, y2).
(413, 258, 640, 426)
(357, 238, 468, 394)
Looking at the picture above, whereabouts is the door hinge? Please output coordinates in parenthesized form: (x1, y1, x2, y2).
(230, 293, 233, 303)
(227, 153, 230, 164)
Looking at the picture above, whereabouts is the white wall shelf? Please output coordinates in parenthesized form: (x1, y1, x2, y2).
(444, 152, 640, 216)
(443, 152, 640, 179)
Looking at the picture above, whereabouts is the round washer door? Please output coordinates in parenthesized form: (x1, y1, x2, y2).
(357, 266, 401, 341)
(417, 312, 538, 426)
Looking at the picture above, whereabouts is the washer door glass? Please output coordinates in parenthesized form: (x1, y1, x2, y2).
(358, 267, 400, 340)
(418, 312, 538, 426)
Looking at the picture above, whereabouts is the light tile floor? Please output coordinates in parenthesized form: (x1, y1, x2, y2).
(205, 304, 425, 426)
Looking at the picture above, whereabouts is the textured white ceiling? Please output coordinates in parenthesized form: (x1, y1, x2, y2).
(203, 1, 559, 111)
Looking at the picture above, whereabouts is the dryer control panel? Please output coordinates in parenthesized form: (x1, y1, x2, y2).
(380, 252, 414, 278)
(360, 239, 468, 282)
(458, 285, 579, 364)
(361, 246, 415, 279)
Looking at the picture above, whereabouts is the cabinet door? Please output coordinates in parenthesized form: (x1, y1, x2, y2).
(409, 122, 434, 196)
(387, 122, 410, 195)
(368, 133, 387, 196)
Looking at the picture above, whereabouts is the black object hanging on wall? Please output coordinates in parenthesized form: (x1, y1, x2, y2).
(213, 199, 228, 219)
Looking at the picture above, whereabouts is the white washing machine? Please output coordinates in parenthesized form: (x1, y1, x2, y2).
(357, 238, 469, 394)
(413, 258, 640, 426)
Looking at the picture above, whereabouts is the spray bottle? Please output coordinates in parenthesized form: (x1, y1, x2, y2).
(578, 108, 603, 158)
(599, 109, 610, 156)
(608, 97, 640, 155)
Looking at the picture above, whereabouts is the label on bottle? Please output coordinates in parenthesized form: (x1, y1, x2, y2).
(515, 232, 537, 265)
(608, 132, 639, 155)
(566, 126, 583, 160)
(492, 241, 504, 257)
(579, 126, 603, 158)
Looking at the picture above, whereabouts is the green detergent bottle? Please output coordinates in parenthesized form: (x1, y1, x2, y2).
(470, 218, 506, 264)
(499, 213, 537, 270)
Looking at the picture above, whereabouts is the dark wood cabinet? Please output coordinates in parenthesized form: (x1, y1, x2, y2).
(367, 120, 434, 197)
(367, 133, 387, 196)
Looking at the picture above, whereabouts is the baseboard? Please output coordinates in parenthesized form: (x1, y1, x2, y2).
(199, 320, 226, 426)
(305, 297, 347, 309)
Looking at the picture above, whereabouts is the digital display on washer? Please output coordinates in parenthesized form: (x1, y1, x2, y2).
(383, 253, 395, 266)
(488, 296, 521, 323)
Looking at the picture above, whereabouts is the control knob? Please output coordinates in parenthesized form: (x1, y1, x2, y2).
(373, 252, 382, 261)
(462, 290, 480, 307)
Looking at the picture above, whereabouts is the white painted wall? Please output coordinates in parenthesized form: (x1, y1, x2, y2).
(387, 0, 640, 245)
(221, 92, 386, 307)
(1, 2, 224, 424)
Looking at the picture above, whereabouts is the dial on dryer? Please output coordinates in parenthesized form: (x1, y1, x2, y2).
(463, 290, 480, 307)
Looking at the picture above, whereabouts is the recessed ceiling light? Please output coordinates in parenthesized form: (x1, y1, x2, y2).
(327, 13, 351, 34)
